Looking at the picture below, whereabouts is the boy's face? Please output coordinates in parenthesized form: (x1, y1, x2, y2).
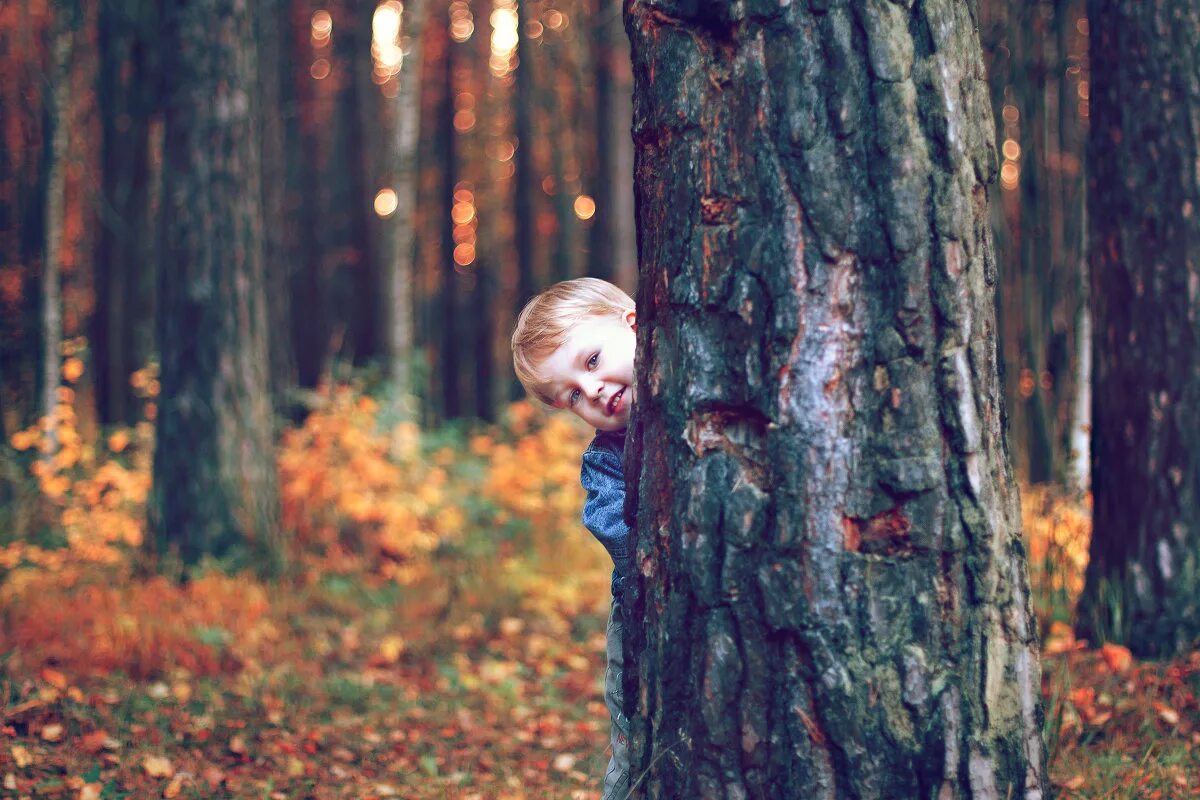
(536, 310, 637, 432)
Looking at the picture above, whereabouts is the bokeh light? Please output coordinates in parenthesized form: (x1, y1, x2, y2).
(574, 195, 596, 221)
(374, 188, 398, 217)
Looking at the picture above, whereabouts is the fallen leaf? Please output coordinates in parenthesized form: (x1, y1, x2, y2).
(4, 773, 16, 790)
(42, 723, 64, 743)
(164, 773, 186, 798)
(142, 755, 174, 778)
(79, 731, 110, 754)
(1100, 642, 1133, 674)
(1060, 774, 1085, 790)
(378, 635, 406, 664)
(11, 743, 31, 767)
(552, 753, 576, 772)
(40, 668, 67, 689)
(79, 783, 102, 800)
(1154, 702, 1180, 726)
(228, 736, 247, 756)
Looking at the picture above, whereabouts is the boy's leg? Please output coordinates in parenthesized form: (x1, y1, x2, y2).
(602, 598, 630, 800)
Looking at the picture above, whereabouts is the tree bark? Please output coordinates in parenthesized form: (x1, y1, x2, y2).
(1076, 0, 1200, 657)
(94, 0, 158, 426)
(152, 0, 281, 570)
(257, 0, 295, 419)
(623, 2, 1049, 796)
(439, 18, 462, 419)
(513, 0, 536, 306)
(41, 2, 75, 434)
(384, 0, 427, 400)
(588, 0, 636, 292)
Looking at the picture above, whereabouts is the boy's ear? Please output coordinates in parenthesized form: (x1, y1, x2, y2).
(624, 309, 637, 332)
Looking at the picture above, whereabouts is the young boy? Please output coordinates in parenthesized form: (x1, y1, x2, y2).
(511, 277, 636, 800)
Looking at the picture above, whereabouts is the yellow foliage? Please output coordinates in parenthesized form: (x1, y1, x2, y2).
(1021, 486, 1092, 610)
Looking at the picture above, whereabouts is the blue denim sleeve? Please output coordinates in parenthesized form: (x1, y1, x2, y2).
(581, 446, 632, 591)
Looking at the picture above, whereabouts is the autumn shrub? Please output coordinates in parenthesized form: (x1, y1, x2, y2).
(1, 568, 271, 678)
(276, 388, 609, 632)
(1021, 485, 1092, 626)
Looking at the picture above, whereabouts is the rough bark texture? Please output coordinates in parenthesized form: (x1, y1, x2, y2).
(152, 0, 280, 568)
(1076, 0, 1200, 657)
(622, 1, 1049, 797)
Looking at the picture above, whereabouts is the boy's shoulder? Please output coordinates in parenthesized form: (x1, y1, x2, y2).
(584, 428, 626, 461)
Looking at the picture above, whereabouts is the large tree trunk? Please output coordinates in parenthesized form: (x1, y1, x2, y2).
(1076, 0, 1200, 657)
(622, 2, 1049, 796)
(152, 0, 281, 570)
(94, 0, 158, 426)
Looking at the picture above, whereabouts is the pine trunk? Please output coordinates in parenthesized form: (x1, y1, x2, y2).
(1076, 0, 1200, 657)
(152, 0, 281, 569)
(623, 2, 1049, 796)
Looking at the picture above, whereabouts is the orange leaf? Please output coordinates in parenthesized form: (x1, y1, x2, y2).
(41, 723, 63, 742)
(1101, 642, 1133, 674)
(40, 667, 67, 689)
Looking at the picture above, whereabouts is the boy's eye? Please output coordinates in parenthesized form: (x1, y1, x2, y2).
(587, 353, 599, 369)
(569, 388, 581, 406)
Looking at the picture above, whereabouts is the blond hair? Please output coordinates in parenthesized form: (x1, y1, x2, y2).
(511, 278, 634, 404)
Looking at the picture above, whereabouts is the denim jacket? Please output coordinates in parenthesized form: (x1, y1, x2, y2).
(580, 429, 632, 596)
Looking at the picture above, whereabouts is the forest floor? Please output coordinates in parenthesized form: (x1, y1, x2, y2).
(3, 590, 1200, 800)
(2, 387, 1199, 798)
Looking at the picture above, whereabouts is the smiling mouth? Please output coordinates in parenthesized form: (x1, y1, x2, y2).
(607, 387, 625, 415)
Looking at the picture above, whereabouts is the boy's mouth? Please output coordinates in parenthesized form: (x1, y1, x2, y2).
(607, 387, 626, 415)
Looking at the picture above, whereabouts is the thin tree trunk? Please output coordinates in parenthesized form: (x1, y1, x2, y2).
(384, 0, 427, 400)
(588, 0, 635, 291)
(1076, 0, 1200, 657)
(152, 0, 281, 570)
(258, 0, 295, 419)
(623, 1, 1049, 795)
(95, 0, 157, 426)
(439, 19, 461, 419)
(1067, 160, 1090, 497)
(41, 2, 75, 437)
(513, 1, 535, 305)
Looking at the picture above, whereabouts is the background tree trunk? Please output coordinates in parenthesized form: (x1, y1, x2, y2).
(622, 1, 1049, 796)
(439, 16, 462, 419)
(1076, 0, 1200, 657)
(257, 0, 296, 419)
(40, 1, 76, 435)
(512, 0, 535, 329)
(152, 0, 280, 570)
(94, 0, 157, 427)
(384, 0, 427, 400)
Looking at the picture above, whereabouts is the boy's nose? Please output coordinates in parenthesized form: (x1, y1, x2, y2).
(585, 378, 605, 401)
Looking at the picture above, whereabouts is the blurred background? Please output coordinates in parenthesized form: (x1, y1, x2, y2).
(0, 0, 1086, 476)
